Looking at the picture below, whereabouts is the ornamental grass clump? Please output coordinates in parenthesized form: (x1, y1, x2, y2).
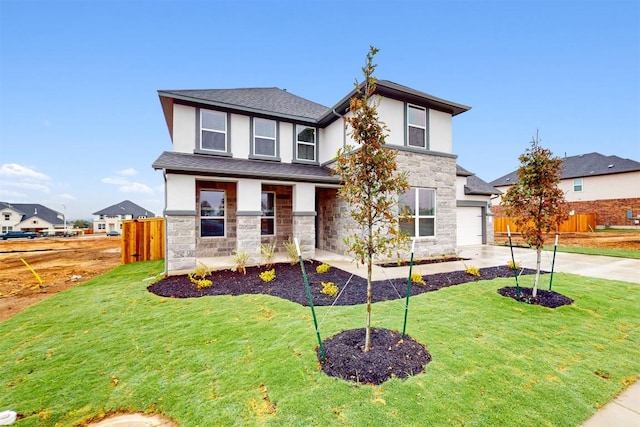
(463, 262, 481, 277)
(231, 250, 250, 275)
(188, 262, 213, 289)
(260, 243, 276, 269)
(507, 259, 521, 270)
(259, 269, 276, 283)
(283, 239, 299, 265)
(316, 263, 331, 274)
(320, 281, 338, 297)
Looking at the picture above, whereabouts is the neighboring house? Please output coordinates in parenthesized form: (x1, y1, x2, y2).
(92, 200, 155, 234)
(153, 81, 494, 273)
(456, 166, 501, 245)
(0, 202, 66, 234)
(489, 152, 640, 227)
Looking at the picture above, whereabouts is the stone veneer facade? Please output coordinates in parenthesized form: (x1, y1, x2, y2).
(165, 215, 196, 272)
(317, 149, 458, 261)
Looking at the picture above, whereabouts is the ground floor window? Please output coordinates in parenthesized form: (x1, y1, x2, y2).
(261, 191, 275, 235)
(399, 187, 436, 237)
(200, 189, 225, 237)
(98, 224, 106, 230)
(1, 226, 12, 233)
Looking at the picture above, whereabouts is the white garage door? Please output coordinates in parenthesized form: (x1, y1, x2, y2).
(457, 207, 483, 246)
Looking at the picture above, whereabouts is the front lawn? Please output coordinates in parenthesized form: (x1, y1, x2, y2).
(543, 245, 640, 259)
(1, 260, 639, 426)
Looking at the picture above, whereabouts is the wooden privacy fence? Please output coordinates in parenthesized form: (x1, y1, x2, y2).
(494, 213, 596, 233)
(122, 218, 165, 264)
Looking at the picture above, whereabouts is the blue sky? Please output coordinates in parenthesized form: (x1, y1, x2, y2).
(1, 0, 638, 220)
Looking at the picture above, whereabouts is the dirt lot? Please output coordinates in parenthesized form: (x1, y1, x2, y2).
(494, 230, 640, 250)
(0, 236, 121, 322)
(1, 231, 639, 323)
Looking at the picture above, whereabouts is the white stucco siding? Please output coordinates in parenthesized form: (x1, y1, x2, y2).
(293, 182, 315, 212)
(279, 122, 293, 163)
(230, 114, 250, 159)
(377, 97, 405, 147)
(166, 174, 196, 212)
(429, 109, 452, 153)
(319, 119, 345, 163)
(560, 172, 640, 201)
(456, 176, 468, 199)
(237, 179, 261, 211)
(173, 104, 196, 153)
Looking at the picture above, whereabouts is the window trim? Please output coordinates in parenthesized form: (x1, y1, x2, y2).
(250, 117, 280, 160)
(400, 187, 436, 238)
(261, 191, 276, 236)
(200, 189, 226, 238)
(573, 178, 583, 192)
(197, 108, 231, 154)
(406, 104, 428, 149)
(294, 124, 318, 163)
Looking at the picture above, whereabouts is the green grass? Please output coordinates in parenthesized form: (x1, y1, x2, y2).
(1, 260, 639, 426)
(543, 245, 640, 259)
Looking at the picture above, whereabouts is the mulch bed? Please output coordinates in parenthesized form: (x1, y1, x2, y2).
(148, 260, 571, 385)
(497, 286, 574, 308)
(318, 328, 431, 385)
(147, 260, 542, 307)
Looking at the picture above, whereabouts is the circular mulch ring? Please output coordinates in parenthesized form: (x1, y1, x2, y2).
(318, 327, 431, 385)
(497, 286, 573, 308)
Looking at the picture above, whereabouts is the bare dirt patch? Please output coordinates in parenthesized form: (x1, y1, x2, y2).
(494, 230, 640, 251)
(0, 236, 121, 322)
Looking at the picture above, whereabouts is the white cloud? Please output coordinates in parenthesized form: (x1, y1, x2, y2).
(0, 163, 50, 180)
(117, 168, 138, 177)
(0, 181, 50, 193)
(120, 182, 154, 195)
(0, 188, 28, 199)
(59, 193, 77, 200)
(101, 177, 129, 185)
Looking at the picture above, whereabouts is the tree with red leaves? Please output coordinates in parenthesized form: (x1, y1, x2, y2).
(501, 131, 569, 297)
(334, 46, 410, 352)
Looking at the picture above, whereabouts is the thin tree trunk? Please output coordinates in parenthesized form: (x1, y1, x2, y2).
(533, 248, 542, 297)
(364, 254, 372, 352)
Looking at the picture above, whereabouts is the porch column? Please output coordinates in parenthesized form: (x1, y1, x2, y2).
(236, 179, 261, 262)
(165, 174, 196, 272)
(293, 182, 316, 259)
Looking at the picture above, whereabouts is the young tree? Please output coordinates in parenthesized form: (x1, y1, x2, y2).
(334, 46, 410, 352)
(501, 131, 569, 297)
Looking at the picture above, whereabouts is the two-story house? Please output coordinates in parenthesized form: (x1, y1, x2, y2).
(92, 200, 155, 234)
(490, 152, 640, 228)
(153, 81, 488, 274)
(0, 202, 65, 234)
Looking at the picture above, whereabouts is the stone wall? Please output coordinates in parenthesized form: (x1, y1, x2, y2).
(293, 214, 316, 259)
(165, 215, 196, 272)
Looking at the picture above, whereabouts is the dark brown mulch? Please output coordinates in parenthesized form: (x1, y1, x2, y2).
(497, 286, 574, 308)
(147, 260, 542, 307)
(318, 327, 431, 385)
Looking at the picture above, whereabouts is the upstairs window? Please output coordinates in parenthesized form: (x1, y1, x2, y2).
(201, 109, 227, 152)
(407, 105, 427, 148)
(200, 190, 225, 237)
(253, 118, 277, 157)
(296, 125, 316, 161)
(261, 192, 275, 236)
(3, 213, 9, 221)
(399, 188, 436, 237)
(573, 178, 583, 192)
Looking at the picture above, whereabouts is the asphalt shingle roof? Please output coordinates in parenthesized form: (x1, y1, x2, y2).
(152, 151, 340, 184)
(489, 152, 640, 186)
(0, 202, 64, 225)
(93, 200, 155, 217)
(159, 87, 330, 122)
(456, 165, 501, 195)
